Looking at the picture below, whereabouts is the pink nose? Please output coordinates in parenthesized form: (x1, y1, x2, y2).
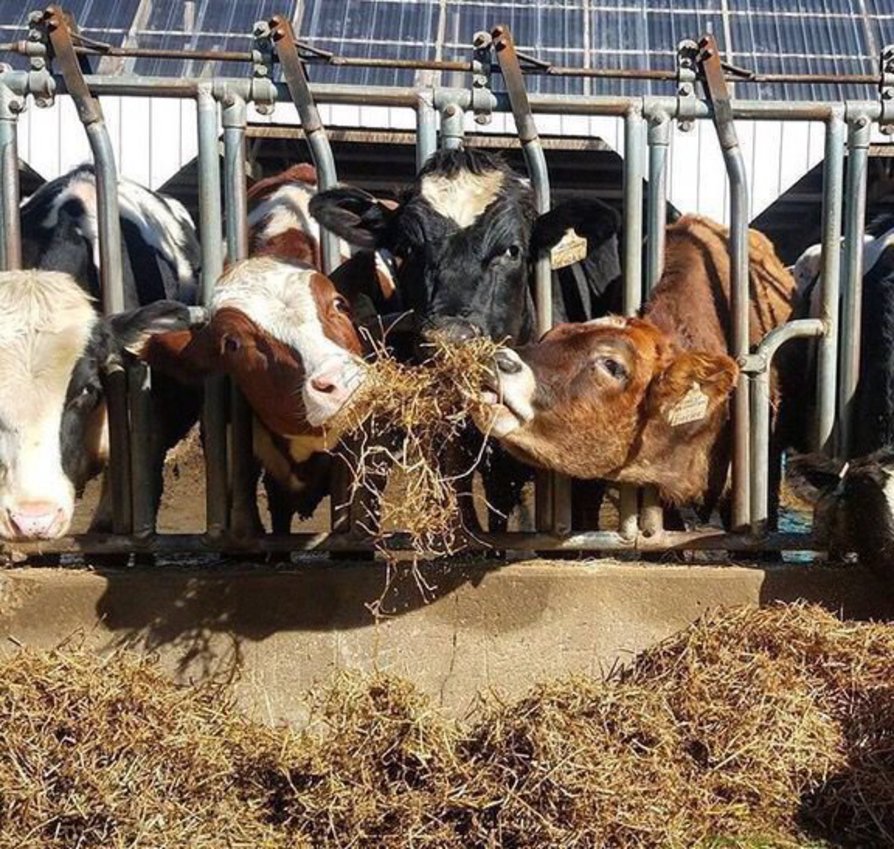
(308, 368, 349, 404)
(8, 501, 67, 540)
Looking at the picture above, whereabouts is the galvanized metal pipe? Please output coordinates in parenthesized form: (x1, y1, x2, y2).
(814, 113, 846, 455)
(619, 107, 646, 539)
(440, 103, 464, 149)
(222, 95, 257, 537)
(196, 87, 229, 537)
(748, 319, 825, 534)
(641, 110, 672, 537)
(416, 88, 437, 171)
(838, 117, 870, 459)
(0, 84, 22, 270)
(127, 361, 154, 537)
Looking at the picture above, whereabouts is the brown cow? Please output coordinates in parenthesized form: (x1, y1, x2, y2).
(474, 215, 796, 518)
(141, 255, 367, 532)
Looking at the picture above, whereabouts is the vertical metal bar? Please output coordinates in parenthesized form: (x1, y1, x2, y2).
(814, 113, 845, 455)
(85, 122, 132, 536)
(620, 107, 646, 540)
(838, 116, 870, 459)
(222, 94, 256, 537)
(0, 84, 22, 271)
(725, 148, 751, 531)
(642, 109, 671, 537)
(197, 87, 229, 537)
(440, 103, 464, 149)
(699, 34, 751, 530)
(416, 88, 437, 171)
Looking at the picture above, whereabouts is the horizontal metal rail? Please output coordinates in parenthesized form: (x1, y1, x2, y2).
(0, 39, 888, 87)
(0, 530, 817, 557)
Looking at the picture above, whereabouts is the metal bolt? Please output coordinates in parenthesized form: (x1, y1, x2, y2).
(253, 21, 269, 38)
(28, 10, 43, 25)
(443, 103, 458, 117)
(472, 31, 491, 50)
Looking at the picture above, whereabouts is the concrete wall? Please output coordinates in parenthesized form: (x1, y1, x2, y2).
(0, 560, 890, 725)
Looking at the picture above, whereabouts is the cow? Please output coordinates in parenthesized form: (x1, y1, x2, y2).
(0, 166, 203, 542)
(140, 255, 367, 534)
(472, 215, 797, 526)
(309, 147, 623, 530)
(787, 449, 894, 584)
(784, 213, 894, 458)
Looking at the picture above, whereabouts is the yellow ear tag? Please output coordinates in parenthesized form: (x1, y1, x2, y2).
(549, 228, 588, 269)
(667, 382, 709, 427)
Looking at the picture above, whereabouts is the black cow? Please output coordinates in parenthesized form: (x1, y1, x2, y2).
(0, 166, 201, 541)
(310, 148, 622, 530)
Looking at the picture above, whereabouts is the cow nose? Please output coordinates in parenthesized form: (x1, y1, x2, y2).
(495, 349, 524, 375)
(310, 374, 337, 394)
(8, 501, 67, 540)
(423, 319, 480, 344)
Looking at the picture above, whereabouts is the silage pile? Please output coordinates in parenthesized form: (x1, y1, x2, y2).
(2, 603, 893, 848)
(328, 336, 501, 555)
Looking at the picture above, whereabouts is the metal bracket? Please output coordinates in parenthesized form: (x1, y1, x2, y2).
(26, 9, 54, 107)
(471, 30, 493, 126)
(697, 33, 736, 150)
(38, 5, 103, 124)
(250, 20, 276, 116)
(880, 43, 894, 134)
(492, 24, 538, 145)
(676, 39, 699, 132)
(269, 14, 323, 134)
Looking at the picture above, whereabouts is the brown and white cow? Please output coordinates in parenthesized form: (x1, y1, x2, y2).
(142, 255, 367, 532)
(474, 215, 797, 521)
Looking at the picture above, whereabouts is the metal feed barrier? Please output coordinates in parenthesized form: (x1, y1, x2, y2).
(0, 6, 892, 558)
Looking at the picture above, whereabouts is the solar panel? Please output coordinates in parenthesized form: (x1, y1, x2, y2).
(0, 0, 890, 101)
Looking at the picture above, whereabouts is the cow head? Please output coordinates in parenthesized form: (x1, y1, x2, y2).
(141, 256, 367, 437)
(309, 148, 620, 350)
(0, 270, 193, 541)
(473, 317, 739, 504)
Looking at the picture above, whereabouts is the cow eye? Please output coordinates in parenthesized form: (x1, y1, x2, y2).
(595, 356, 627, 380)
(334, 296, 350, 315)
(504, 244, 520, 259)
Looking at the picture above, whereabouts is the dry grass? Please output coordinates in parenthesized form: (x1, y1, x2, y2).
(2, 604, 893, 848)
(327, 335, 502, 556)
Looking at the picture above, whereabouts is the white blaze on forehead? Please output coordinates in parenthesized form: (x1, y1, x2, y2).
(583, 315, 630, 329)
(420, 168, 506, 228)
(210, 256, 359, 373)
(0, 270, 98, 525)
(248, 181, 319, 242)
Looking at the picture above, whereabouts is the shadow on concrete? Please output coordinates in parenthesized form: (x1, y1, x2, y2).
(94, 559, 504, 680)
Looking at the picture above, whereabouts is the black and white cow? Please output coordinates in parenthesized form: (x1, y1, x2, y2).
(783, 213, 894, 458)
(309, 148, 622, 530)
(0, 166, 202, 541)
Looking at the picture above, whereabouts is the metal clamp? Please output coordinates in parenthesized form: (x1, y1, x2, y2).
(250, 20, 276, 116)
(676, 39, 699, 132)
(880, 44, 894, 134)
(471, 30, 493, 126)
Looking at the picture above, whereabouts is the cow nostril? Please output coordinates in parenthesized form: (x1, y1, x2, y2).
(310, 376, 337, 394)
(495, 351, 523, 375)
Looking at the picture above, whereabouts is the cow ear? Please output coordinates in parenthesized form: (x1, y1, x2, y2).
(648, 351, 738, 432)
(106, 301, 203, 355)
(531, 198, 621, 253)
(309, 186, 397, 249)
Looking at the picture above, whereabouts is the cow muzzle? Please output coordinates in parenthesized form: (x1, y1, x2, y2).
(4, 500, 70, 541)
(304, 354, 367, 428)
(474, 348, 537, 439)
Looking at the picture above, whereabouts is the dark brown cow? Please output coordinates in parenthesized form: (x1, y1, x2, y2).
(142, 255, 367, 532)
(474, 215, 796, 519)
